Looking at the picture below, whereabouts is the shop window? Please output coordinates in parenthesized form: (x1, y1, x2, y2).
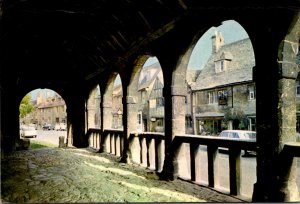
(208, 91, 217, 104)
(156, 97, 164, 107)
(156, 118, 164, 127)
(185, 116, 192, 128)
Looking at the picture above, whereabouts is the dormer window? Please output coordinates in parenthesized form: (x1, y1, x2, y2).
(214, 52, 233, 73)
(215, 60, 225, 73)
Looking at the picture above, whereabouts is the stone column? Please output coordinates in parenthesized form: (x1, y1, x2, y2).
(160, 85, 187, 180)
(275, 39, 299, 201)
(66, 96, 87, 148)
(122, 95, 138, 163)
(1, 78, 19, 154)
(253, 38, 300, 201)
(99, 99, 112, 153)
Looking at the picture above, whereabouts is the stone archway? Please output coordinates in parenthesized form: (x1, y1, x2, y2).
(86, 85, 101, 130)
(250, 11, 300, 202)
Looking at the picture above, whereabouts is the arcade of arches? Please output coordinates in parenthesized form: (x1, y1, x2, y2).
(1, 1, 300, 202)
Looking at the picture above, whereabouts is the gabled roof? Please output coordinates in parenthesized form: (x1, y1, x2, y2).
(112, 84, 123, 96)
(192, 38, 255, 91)
(138, 62, 163, 91)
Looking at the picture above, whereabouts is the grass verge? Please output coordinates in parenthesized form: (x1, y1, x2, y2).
(30, 140, 57, 149)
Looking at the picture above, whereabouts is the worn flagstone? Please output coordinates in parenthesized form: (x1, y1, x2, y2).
(1, 147, 242, 203)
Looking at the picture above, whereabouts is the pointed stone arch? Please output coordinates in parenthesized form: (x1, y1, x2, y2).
(86, 84, 101, 130)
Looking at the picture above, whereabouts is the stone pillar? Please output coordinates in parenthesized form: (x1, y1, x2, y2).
(1, 79, 19, 154)
(99, 100, 112, 153)
(160, 84, 187, 180)
(274, 39, 299, 201)
(121, 95, 138, 163)
(253, 38, 300, 201)
(66, 96, 87, 148)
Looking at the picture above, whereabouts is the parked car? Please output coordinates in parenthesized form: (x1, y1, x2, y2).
(28, 123, 37, 130)
(54, 123, 60, 131)
(20, 126, 37, 138)
(54, 123, 66, 131)
(218, 130, 256, 156)
(59, 123, 66, 131)
(219, 130, 256, 140)
(43, 123, 53, 130)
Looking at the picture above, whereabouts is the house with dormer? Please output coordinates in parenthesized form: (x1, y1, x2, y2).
(137, 62, 164, 132)
(136, 62, 199, 133)
(112, 84, 123, 129)
(191, 32, 256, 135)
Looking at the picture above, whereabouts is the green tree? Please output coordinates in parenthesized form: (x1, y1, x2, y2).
(19, 94, 34, 119)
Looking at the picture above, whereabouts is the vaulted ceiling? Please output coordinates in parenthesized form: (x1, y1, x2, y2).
(0, 0, 298, 94)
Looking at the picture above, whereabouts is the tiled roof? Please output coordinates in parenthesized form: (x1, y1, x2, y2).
(192, 38, 255, 91)
(38, 100, 65, 108)
(138, 62, 162, 91)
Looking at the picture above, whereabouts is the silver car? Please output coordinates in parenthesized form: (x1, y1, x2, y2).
(219, 130, 256, 140)
(218, 130, 256, 156)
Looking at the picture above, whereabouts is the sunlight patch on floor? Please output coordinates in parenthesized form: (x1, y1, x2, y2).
(111, 180, 206, 202)
(84, 161, 146, 180)
(74, 152, 111, 163)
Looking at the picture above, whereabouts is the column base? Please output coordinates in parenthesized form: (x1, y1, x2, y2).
(252, 181, 300, 202)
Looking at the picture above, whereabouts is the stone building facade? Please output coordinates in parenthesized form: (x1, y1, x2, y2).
(191, 32, 256, 135)
(111, 84, 123, 129)
(136, 62, 199, 133)
(137, 62, 164, 132)
(32, 91, 67, 128)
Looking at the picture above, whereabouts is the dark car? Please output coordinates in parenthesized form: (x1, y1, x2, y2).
(43, 123, 53, 130)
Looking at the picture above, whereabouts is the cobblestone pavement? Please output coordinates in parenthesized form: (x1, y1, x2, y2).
(1, 147, 244, 203)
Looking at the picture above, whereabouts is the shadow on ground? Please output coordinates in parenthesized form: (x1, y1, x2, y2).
(1, 147, 243, 203)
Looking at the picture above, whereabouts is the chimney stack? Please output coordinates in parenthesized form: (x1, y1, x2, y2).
(211, 31, 224, 53)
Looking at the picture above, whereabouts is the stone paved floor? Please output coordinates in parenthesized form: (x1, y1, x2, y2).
(1, 147, 244, 203)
